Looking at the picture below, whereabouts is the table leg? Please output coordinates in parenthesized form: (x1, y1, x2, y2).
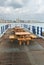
(19, 40, 22, 45)
(27, 40, 29, 45)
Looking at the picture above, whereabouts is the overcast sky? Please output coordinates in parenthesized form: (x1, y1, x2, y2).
(0, 0, 44, 22)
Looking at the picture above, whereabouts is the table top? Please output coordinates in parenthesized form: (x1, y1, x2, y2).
(15, 32, 31, 35)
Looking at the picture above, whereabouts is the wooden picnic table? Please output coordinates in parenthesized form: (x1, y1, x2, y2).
(15, 27, 22, 30)
(15, 31, 32, 45)
(9, 27, 37, 44)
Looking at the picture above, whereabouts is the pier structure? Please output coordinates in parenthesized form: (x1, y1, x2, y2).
(0, 23, 44, 65)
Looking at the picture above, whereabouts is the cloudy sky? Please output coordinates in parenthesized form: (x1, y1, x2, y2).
(0, 0, 44, 22)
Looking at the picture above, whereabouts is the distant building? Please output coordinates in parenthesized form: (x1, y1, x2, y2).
(16, 18, 20, 23)
(27, 20, 44, 23)
(0, 19, 44, 23)
(0, 19, 6, 23)
(0, 19, 13, 23)
(16, 18, 25, 23)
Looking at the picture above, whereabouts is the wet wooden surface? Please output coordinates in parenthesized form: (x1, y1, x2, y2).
(0, 29, 31, 65)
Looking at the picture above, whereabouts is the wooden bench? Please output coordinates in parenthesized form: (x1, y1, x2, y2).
(9, 35, 17, 42)
(29, 34, 37, 39)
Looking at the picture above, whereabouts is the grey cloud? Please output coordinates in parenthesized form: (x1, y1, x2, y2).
(0, 0, 44, 22)
(0, 0, 23, 8)
(22, 0, 29, 4)
(0, 0, 6, 6)
(7, 2, 23, 8)
(0, 0, 29, 8)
